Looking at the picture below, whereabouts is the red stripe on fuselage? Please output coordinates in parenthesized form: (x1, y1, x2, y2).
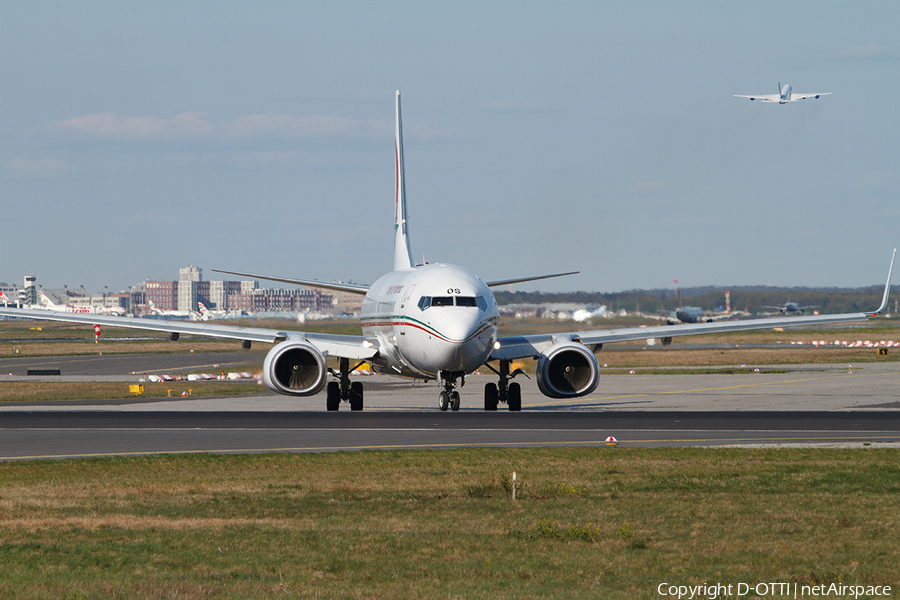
(362, 318, 494, 345)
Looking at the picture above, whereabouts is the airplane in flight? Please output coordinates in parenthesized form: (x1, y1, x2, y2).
(0, 91, 894, 412)
(734, 83, 831, 103)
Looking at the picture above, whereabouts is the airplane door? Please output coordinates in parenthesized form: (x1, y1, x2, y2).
(398, 285, 416, 337)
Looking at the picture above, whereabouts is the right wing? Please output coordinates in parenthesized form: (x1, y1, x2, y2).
(0, 307, 380, 361)
(733, 94, 780, 102)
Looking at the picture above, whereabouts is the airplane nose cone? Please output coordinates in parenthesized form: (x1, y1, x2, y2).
(431, 312, 495, 372)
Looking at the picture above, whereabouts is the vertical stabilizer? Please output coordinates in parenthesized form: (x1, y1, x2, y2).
(393, 90, 414, 271)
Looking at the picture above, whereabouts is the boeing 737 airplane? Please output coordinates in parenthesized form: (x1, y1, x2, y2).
(0, 91, 894, 412)
(734, 83, 831, 103)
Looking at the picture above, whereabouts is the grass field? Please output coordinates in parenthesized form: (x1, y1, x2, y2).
(1, 448, 898, 599)
(0, 380, 264, 402)
(2, 320, 899, 597)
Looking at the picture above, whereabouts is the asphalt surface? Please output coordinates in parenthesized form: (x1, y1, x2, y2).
(1, 352, 898, 459)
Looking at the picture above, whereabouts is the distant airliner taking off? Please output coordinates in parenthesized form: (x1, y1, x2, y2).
(0, 92, 894, 412)
(734, 83, 831, 103)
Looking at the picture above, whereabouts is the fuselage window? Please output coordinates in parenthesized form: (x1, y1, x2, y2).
(431, 296, 454, 307)
(456, 296, 477, 307)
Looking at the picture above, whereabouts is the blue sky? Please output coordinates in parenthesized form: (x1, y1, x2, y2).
(2, 1, 898, 294)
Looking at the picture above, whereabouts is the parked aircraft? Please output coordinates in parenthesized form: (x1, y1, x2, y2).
(0, 91, 894, 412)
(147, 300, 191, 318)
(36, 290, 123, 314)
(0, 291, 11, 306)
(197, 302, 226, 321)
(734, 83, 831, 103)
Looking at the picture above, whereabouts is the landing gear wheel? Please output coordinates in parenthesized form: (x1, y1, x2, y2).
(508, 382, 522, 412)
(349, 381, 364, 411)
(450, 391, 460, 412)
(439, 390, 450, 411)
(326, 381, 340, 411)
(484, 382, 498, 411)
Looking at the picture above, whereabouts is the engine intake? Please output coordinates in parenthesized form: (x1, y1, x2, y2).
(536, 342, 600, 399)
(262, 340, 327, 396)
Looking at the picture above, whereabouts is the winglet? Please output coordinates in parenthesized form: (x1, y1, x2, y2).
(393, 90, 414, 271)
(868, 248, 896, 316)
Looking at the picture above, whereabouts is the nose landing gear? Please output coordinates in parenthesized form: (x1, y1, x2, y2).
(438, 371, 464, 411)
(483, 360, 526, 411)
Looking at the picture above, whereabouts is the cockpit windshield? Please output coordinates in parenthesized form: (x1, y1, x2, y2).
(418, 295, 487, 311)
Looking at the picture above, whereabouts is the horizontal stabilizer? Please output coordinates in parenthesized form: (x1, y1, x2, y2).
(212, 269, 369, 295)
(485, 271, 578, 288)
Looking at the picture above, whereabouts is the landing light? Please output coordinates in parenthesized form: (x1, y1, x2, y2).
(362, 340, 373, 348)
(493, 341, 501, 350)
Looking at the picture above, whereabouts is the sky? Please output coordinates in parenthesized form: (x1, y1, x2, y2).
(1, 1, 898, 295)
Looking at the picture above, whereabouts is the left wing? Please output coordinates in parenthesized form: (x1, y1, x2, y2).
(0, 307, 379, 361)
(790, 92, 831, 101)
(492, 249, 894, 361)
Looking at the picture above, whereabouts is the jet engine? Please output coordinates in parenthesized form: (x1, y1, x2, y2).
(262, 340, 328, 396)
(535, 342, 600, 399)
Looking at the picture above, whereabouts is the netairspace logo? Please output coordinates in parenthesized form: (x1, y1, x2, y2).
(657, 582, 893, 599)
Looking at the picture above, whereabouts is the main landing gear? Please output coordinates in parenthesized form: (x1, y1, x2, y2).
(326, 357, 366, 411)
(482, 360, 527, 411)
(438, 371, 463, 411)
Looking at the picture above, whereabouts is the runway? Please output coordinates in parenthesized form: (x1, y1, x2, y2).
(1, 352, 898, 459)
(1, 410, 899, 461)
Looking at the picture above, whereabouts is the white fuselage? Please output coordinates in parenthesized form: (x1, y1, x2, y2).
(778, 84, 792, 103)
(359, 263, 499, 379)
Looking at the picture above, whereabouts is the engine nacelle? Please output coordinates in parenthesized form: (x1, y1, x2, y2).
(535, 342, 600, 399)
(262, 340, 328, 396)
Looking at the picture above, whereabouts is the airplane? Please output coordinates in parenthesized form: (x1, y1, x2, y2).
(572, 306, 606, 322)
(667, 279, 713, 324)
(147, 300, 192, 318)
(197, 301, 226, 321)
(734, 83, 831, 103)
(764, 297, 817, 315)
(0, 291, 12, 306)
(0, 91, 895, 412)
(37, 290, 101, 314)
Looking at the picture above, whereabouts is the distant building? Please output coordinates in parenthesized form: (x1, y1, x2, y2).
(145, 280, 178, 311)
(180, 265, 202, 282)
(329, 289, 364, 314)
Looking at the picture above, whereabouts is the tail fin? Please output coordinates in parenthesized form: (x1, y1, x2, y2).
(393, 90, 413, 271)
(38, 290, 56, 308)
